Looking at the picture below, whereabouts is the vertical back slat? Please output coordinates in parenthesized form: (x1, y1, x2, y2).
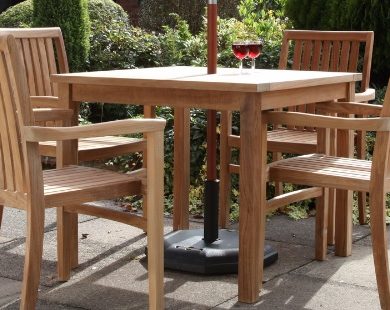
(37, 38, 52, 95)
(292, 40, 303, 70)
(339, 41, 351, 72)
(30, 38, 44, 95)
(21, 38, 37, 95)
(361, 33, 374, 92)
(0, 70, 14, 190)
(301, 40, 313, 70)
(321, 41, 331, 71)
(311, 40, 322, 70)
(278, 36, 290, 69)
(348, 41, 360, 72)
(54, 34, 69, 73)
(45, 38, 58, 96)
(330, 40, 341, 71)
(0, 51, 25, 192)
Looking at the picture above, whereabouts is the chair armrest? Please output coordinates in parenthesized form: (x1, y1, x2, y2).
(24, 118, 166, 142)
(33, 108, 74, 122)
(316, 101, 382, 116)
(263, 111, 390, 132)
(355, 88, 376, 102)
(30, 96, 59, 108)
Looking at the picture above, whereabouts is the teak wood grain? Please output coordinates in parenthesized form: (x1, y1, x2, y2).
(0, 34, 165, 309)
(219, 30, 375, 247)
(52, 62, 358, 304)
(266, 80, 390, 308)
(0, 27, 147, 163)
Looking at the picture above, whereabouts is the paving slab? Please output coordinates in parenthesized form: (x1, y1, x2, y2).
(2, 299, 83, 310)
(0, 210, 383, 309)
(0, 277, 21, 307)
(217, 273, 380, 310)
(0, 208, 94, 240)
(262, 215, 371, 247)
(292, 244, 385, 289)
(355, 225, 390, 247)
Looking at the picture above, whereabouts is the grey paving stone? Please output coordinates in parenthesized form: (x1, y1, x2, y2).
(261, 240, 314, 282)
(2, 299, 83, 310)
(262, 215, 371, 247)
(216, 274, 380, 310)
(0, 277, 21, 307)
(291, 244, 385, 290)
(0, 207, 95, 240)
(355, 225, 390, 247)
(42, 258, 237, 309)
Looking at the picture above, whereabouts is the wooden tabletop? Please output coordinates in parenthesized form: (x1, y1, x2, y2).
(52, 66, 361, 93)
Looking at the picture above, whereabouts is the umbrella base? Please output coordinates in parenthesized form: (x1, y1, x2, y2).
(163, 229, 278, 274)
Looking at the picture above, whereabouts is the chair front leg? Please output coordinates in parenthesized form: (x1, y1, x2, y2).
(20, 203, 45, 310)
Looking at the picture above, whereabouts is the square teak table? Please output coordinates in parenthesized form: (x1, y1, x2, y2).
(52, 66, 361, 303)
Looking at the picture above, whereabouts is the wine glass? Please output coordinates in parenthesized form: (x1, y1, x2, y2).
(247, 39, 263, 72)
(232, 41, 249, 74)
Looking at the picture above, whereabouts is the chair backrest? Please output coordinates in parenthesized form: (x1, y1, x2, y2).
(0, 34, 40, 202)
(0, 27, 69, 97)
(278, 30, 374, 128)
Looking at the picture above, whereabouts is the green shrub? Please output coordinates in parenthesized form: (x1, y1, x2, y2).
(140, 0, 240, 34)
(86, 0, 162, 123)
(33, 0, 90, 72)
(0, 0, 32, 27)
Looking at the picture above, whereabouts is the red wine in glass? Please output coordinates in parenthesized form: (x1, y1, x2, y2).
(247, 40, 263, 72)
(232, 42, 249, 74)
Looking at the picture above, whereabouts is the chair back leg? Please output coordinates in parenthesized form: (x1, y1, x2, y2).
(57, 207, 78, 281)
(356, 129, 368, 224)
(20, 204, 45, 309)
(315, 188, 328, 260)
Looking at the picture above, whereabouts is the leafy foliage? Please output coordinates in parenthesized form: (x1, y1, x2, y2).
(140, 0, 240, 34)
(33, 0, 90, 72)
(0, 0, 32, 27)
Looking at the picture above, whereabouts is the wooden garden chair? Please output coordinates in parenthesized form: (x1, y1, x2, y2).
(0, 27, 149, 162)
(220, 30, 375, 243)
(0, 27, 155, 268)
(0, 34, 165, 309)
(264, 79, 390, 309)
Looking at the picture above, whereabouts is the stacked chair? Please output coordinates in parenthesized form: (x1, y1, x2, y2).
(0, 27, 154, 276)
(220, 30, 375, 245)
(0, 32, 165, 309)
(265, 79, 390, 309)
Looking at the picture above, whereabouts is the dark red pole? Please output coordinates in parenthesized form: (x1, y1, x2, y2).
(204, 0, 219, 244)
(206, 0, 217, 180)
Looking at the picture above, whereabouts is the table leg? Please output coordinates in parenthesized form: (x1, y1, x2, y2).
(238, 95, 266, 303)
(56, 83, 79, 278)
(335, 82, 355, 256)
(173, 107, 190, 230)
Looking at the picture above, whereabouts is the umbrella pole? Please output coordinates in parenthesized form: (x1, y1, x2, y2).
(204, 0, 219, 244)
(162, 0, 278, 275)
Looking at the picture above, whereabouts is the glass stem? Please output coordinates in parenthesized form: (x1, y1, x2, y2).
(239, 60, 243, 74)
(251, 58, 255, 72)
